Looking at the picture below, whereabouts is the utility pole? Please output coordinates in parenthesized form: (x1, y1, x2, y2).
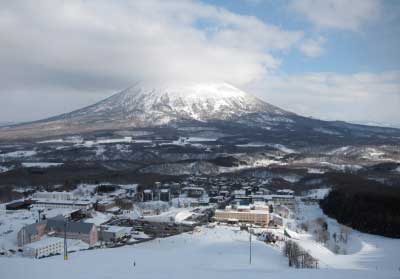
(64, 219, 68, 260)
(249, 224, 252, 265)
(37, 209, 43, 222)
(100, 225, 104, 247)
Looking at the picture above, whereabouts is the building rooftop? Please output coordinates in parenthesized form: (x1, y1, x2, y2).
(33, 199, 93, 205)
(182, 186, 205, 191)
(46, 216, 95, 234)
(216, 209, 269, 215)
(102, 225, 131, 234)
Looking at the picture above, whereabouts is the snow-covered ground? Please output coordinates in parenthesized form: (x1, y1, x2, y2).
(307, 168, 326, 174)
(219, 158, 285, 173)
(21, 162, 63, 168)
(302, 188, 331, 199)
(0, 165, 13, 173)
(1, 150, 37, 158)
(291, 203, 400, 273)
(320, 162, 363, 172)
(267, 143, 297, 154)
(236, 143, 267, 148)
(1, 225, 399, 279)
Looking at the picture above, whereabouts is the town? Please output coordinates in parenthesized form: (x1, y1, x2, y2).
(0, 176, 323, 264)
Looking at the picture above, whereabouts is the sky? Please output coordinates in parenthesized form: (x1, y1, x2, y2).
(0, 0, 399, 127)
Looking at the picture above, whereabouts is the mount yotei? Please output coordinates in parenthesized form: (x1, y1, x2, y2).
(0, 82, 292, 138)
(1, 81, 399, 144)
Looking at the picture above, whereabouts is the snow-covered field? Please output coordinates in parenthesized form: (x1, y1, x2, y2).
(1, 150, 37, 158)
(291, 203, 400, 274)
(1, 225, 399, 279)
(21, 162, 63, 168)
(267, 143, 297, 154)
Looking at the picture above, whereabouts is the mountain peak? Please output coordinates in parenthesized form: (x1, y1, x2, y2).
(0, 81, 292, 139)
(132, 81, 248, 99)
(79, 81, 289, 124)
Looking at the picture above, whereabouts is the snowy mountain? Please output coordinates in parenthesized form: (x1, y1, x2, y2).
(50, 81, 291, 125)
(1, 81, 399, 142)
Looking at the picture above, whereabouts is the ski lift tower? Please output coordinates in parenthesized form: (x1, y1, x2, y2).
(64, 217, 70, 260)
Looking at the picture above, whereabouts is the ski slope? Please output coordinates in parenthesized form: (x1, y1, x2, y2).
(1, 226, 399, 279)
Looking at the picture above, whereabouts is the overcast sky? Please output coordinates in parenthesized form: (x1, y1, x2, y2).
(0, 0, 399, 127)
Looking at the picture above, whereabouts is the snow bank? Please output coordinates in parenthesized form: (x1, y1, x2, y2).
(21, 162, 63, 168)
(268, 144, 297, 154)
(303, 188, 331, 200)
(2, 150, 37, 158)
(0, 165, 12, 173)
(174, 211, 194, 223)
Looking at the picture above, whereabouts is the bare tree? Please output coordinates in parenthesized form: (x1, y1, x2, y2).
(300, 222, 309, 232)
(283, 240, 318, 269)
(340, 225, 352, 243)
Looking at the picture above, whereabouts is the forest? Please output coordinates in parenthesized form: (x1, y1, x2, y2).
(320, 173, 400, 238)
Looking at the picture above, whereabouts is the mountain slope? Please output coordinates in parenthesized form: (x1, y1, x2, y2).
(0, 81, 399, 142)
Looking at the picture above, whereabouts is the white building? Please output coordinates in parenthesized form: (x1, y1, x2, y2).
(23, 237, 64, 258)
(99, 225, 131, 242)
(32, 199, 93, 210)
(276, 189, 294, 196)
(33, 191, 76, 200)
(214, 203, 270, 226)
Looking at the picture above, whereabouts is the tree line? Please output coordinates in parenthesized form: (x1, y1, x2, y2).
(320, 173, 400, 238)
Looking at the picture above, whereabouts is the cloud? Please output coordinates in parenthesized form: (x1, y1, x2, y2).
(0, 0, 303, 88)
(0, 0, 307, 122)
(290, 0, 382, 31)
(245, 71, 400, 125)
(299, 37, 326, 57)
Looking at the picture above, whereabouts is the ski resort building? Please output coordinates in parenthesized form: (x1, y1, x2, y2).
(18, 216, 98, 247)
(33, 191, 76, 200)
(5, 200, 34, 210)
(214, 204, 270, 226)
(31, 199, 93, 210)
(99, 225, 131, 242)
(23, 237, 64, 258)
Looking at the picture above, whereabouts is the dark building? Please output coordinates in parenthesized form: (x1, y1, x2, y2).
(209, 189, 218, 197)
(6, 200, 34, 210)
(243, 187, 252, 196)
(143, 190, 153, 202)
(252, 186, 260, 193)
(160, 189, 170, 202)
